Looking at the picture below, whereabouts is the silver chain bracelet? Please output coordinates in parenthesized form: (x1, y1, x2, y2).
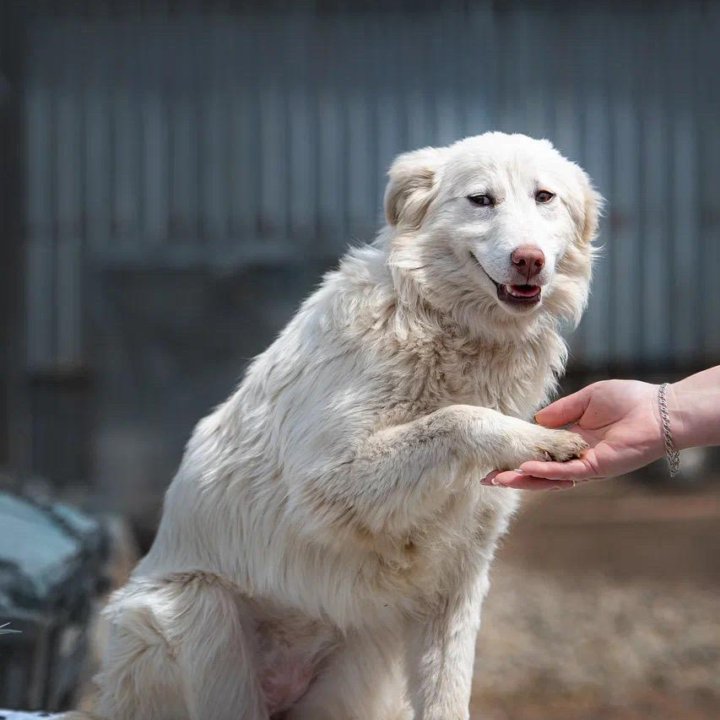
(658, 383, 680, 478)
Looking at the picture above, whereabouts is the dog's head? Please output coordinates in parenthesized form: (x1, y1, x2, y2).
(385, 132, 602, 332)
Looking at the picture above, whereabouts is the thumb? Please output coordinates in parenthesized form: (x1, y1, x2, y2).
(535, 385, 594, 428)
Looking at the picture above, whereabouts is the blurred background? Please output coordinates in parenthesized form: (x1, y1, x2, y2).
(0, 0, 719, 717)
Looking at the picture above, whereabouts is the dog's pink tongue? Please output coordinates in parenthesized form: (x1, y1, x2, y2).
(507, 284, 541, 298)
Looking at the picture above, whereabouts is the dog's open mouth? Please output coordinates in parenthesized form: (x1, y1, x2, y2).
(471, 253, 542, 307)
(497, 283, 541, 305)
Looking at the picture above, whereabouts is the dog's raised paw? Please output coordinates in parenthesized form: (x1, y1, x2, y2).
(533, 428, 588, 463)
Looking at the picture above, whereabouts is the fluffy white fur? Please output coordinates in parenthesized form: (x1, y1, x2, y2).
(73, 132, 601, 720)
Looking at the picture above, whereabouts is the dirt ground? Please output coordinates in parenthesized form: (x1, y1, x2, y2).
(471, 476, 720, 719)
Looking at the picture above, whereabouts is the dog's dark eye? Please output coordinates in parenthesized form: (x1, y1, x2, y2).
(535, 190, 555, 204)
(468, 194, 495, 207)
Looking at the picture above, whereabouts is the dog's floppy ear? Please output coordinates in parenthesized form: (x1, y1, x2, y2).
(572, 166, 604, 246)
(384, 147, 444, 229)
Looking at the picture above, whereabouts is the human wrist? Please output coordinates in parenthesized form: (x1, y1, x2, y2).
(669, 366, 720, 451)
(641, 382, 670, 462)
(654, 383, 680, 476)
(668, 381, 700, 451)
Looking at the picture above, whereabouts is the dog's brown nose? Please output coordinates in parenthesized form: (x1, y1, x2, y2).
(511, 245, 545, 281)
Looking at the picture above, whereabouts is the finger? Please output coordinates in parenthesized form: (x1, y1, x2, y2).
(489, 470, 576, 491)
(517, 457, 600, 481)
(534, 385, 594, 428)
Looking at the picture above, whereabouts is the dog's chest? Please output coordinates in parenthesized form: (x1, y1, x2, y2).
(361, 480, 516, 612)
(387, 333, 553, 420)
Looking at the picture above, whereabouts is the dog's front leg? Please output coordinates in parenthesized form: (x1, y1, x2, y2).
(404, 576, 488, 720)
(330, 404, 585, 536)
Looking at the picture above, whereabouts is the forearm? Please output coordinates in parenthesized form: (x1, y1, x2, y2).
(670, 366, 720, 451)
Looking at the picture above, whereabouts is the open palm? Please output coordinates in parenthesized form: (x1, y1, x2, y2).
(486, 380, 666, 490)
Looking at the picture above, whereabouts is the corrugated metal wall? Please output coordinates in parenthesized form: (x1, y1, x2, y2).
(23, 1, 720, 370)
(14, 1, 720, 500)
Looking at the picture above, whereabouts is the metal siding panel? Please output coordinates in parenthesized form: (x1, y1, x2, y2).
(345, 21, 373, 237)
(363, 16, 384, 232)
(513, 10, 547, 138)
(228, 18, 260, 242)
(26, 241, 55, 368)
(497, 8, 552, 139)
(258, 20, 289, 243)
(373, 14, 404, 226)
(463, 3, 496, 137)
(84, 20, 112, 251)
(494, 9, 514, 135)
(169, 22, 200, 243)
(699, 4, 720, 359)
(202, 20, 230, 248)
(286, 15, 316, 246)
(430, 9, 460, 148)
(404, 18, 433, 151)
(25, 26, 57, 369)
(578, 9, 612, 367)
(140, 20, 170, 245)
(20, 3, 720, 371)
(669, 7, 700, 364)
(544, 9, 585, 361)
(316, 13, 345, 249)
(55, 22, 83, 363)
(25, 82, 52, 240)
(607, 10, 639, 366)
(112, 21, 141, 243)
(56, 238, 83, 364)
(640, 14, 670, 363)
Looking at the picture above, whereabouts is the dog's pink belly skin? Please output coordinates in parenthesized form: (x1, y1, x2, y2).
(252, 610, 338, 717)
(259, 655, 317, 716)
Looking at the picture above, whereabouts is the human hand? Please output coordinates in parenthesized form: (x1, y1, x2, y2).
(482, 380, 667, 490)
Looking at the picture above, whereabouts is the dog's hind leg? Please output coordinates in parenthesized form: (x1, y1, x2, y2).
(95, 573, 267, 720)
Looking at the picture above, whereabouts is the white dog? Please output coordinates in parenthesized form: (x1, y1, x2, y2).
(83, 132, 600, 720)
